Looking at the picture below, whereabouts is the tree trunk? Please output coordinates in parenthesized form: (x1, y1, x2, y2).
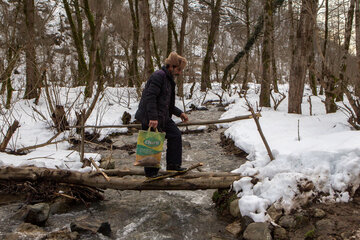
(337, 0, 355, 101)
(176, 0, 189, 96)
(320, 0, 337, 113)
(356, 0, 360, 96)
(128, 0, 140, 87)
(241, 0, 251, 92)
(151, 23, 162, 69)
(0, 59, 5, 94)
(2, 47, 20, 109)
(23, 0, 40, 100)
(165, 0, 175, 57)
(63, 0, 87, 86)
(308, 6, 317, 96)
(0, 167, 241, 191)
(288, 0, 317, 114)
(200, 0, 222, 92)
(139, 0, 154, 81)
(288, 0, 295, 72)
(320, 0, 328, 96)
(260, 0, 272, 107)
(269, 0, 279, 93)
(83, 0, 104, 99)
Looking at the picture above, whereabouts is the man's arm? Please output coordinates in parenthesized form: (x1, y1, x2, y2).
(144, 74, 163, 128)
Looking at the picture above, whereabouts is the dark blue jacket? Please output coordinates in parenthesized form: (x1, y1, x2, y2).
(135, 66, 182, 129)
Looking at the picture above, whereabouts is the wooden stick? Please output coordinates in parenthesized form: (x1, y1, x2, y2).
(55, 192, 78, 200)
(17, 139, 67, 153)
(67, 114, 260, 129)
(32, 107, 47, 121)
(102, 168, 240, 178)
(80, 110, 85, 163)
(0, 120, 19, 152)
(245, 98, 274, 161)
(90, 158, 110, 182)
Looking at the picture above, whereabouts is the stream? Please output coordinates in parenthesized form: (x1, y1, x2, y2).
(0, 104, 247, 240)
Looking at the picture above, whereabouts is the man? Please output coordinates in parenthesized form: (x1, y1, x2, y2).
(135, 52, 189, 178)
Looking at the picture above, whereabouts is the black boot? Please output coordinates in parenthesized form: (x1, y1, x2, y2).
(144, 167, 160, 178)
(166, 165, 187, 172)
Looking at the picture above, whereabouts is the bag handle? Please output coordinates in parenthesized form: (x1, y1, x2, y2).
(147, 127, 158, 132)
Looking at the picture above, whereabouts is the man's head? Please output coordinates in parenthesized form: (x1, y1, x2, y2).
(165, 52, 187, 77)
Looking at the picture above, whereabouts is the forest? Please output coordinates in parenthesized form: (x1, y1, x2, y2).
(0, 0, 359, 131)
(0, 0, 360, 239)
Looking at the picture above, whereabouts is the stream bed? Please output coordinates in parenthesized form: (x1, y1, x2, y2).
(0, 105, 247, 240)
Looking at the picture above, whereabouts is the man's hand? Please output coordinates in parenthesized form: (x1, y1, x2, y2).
(149, 120, 158, 129)
(180, 112, 189, 122)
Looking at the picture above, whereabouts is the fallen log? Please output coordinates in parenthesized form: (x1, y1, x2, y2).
(0, 166, 241, 190)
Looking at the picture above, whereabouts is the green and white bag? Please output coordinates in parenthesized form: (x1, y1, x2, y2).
(134, 128, 165, 167)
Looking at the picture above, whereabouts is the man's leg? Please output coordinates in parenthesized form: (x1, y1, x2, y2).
(164, 119, 185, 171)
(141, 123, 160, 177)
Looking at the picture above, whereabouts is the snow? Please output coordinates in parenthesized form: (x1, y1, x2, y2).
(220, 84, 360, 222)
(1, 81, 359, 223)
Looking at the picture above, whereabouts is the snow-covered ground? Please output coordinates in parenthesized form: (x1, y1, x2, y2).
(0, 82, 359, 223)
(220, 84, 360, 222)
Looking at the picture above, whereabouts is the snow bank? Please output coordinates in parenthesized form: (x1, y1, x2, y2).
(221, 84, 360, 222)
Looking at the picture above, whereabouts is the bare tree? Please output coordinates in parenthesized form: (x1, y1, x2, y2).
(269, 0, 278, 93)
(356, 0, 360, 95)
(288, 0, 317, 114)
(171, 0, 189, 96)
(200, 0, 222, 92)
(321, 0, 338, 113)
(62, 0, 87, 86)
(241, 0, 251, 92)
(128, 0, 140, 87)
(222, 0, 286, 87)
(139, 0, 154, 81)
(164, 0, 175, 57)
(83, 0, 105, 98)
(337, 0, 355, 101)
(23, 0, 40, 100)
(260, 0, 272, 107)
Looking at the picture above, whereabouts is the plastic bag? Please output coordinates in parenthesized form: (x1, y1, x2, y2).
(134, 128, 165, 167)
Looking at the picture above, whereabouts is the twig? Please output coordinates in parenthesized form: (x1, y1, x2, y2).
(32, 107, 47, 121)
(27, 155, 55, 160)
(270, 90, 286, 111)
(244, 97, 274, 161)
(297, 119, 301, 141)
(55, 192, 79, 201)
(90, 157, 110, 182)
(17, 139, 67, 153)
(66, 150, 76, 158)
(46, 131, 62, 144)
(80, 109, 85, 163)
(307, 96, 313, 116)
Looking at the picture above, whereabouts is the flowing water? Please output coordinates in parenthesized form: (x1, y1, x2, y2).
(0, 105, 247, 240)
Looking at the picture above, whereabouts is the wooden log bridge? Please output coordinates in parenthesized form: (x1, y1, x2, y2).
(0, 166, 242, 191)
